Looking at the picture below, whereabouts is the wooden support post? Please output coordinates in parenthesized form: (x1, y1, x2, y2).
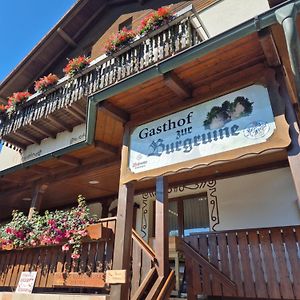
(280, 71, 300, 208)
(28, 183, 48, 219)
(155, 176, 169, 278)
(110, 182, 135, 300)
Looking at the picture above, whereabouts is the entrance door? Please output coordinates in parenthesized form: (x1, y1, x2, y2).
(168, 193, 210, 237)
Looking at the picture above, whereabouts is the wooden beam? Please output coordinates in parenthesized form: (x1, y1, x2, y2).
(259, 28, 281, 67)
(0, 159, 120, 197)
(57, 27, 77, 48)
(280, 71, 300, 207)
(30, 123, 56, 139)
(71, 104, 86, 118)
(66, 107, 85, 123)
(94, 140, 118, 155)
(110, 182, 134, 300)
(48, 115, 73, 132)
(2, 137, 26, 151)
(155, 176, 169, 277)
(56, 155, 81, 167)
(163, 71, 192, 99)
(0, 176, 21, 184)
(28, 183, 48, 219)
(14, 131, 41, 145)
(99, 102, 130, 123)
(27, 165, 51, 175)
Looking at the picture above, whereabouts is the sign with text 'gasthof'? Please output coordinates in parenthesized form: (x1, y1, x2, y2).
(129, 85, 276, 173)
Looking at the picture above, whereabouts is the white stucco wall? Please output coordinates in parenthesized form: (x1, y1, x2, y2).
(199, 0, 270, 37)
(132, 167, 300, 238)
(0, 144, 22, 170)
(215, 167, 300, 231)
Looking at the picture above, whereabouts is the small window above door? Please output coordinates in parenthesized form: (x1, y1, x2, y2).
(119, 17, 133, 31)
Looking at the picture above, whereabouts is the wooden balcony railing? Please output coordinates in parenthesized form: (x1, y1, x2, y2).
(0, 5, 206, 141)
(180, 225, 300, 300)
(0, 218, 116, 293)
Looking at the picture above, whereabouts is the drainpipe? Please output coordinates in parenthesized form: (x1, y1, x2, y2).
(275, 3, 300, 103)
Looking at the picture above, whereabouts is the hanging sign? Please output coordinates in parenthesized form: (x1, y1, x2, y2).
(129, 85, 276, 173)
(15, 271, 37, 294)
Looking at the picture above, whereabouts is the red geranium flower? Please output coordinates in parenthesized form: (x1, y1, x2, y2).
(104, 27, 136, 55)
(63, 55, 90, 77)
(34, 73, 59, 92)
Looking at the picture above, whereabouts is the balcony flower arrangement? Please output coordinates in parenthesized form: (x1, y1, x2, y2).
(0, 195, 94, 260)
(5, 91, 32, 116)
(63, 55, 91, 77)
(138, 6, 174, 36)
(0, 104, 8, 121)
(34, 73, 59, 93)
(104, 27, 136, 55)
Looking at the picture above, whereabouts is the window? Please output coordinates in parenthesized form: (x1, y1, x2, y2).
(118, 17, 133, 31)
(168, 193, 210, 237)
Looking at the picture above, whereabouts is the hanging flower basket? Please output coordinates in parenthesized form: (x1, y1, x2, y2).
(104, 27, 137, 55)
(34, 73, 59, 93)
(138, 6, 174, 36)
(63, 55, 90, 77)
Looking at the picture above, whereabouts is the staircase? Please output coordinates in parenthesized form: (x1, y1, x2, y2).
(130, 229, 176, 300)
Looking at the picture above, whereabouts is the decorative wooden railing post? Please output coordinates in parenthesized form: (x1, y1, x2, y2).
(155, 176, 169, 278)
(110, 182, 134, 300)
(28, 183, 48, 219)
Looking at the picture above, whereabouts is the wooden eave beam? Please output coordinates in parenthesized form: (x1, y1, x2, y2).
(65, 107, 85, 123)
(14, 131, 41, 145)
(163, 71, 192, 99)
(94, 140, 118, 155)
(258, 28, 281, 67)
(2, 137, 26, 150)
(57, 27, 77, 48)
(55, 155, 81, 167)
(27, 165, 51, 175)
(0, 158, 120, 197)
(30, 123, 56, 139)
(71, 105, 86, 118)
(0, 176, 21, 184)
(99, 102, 130, 123)
(47, 115, 73, 132)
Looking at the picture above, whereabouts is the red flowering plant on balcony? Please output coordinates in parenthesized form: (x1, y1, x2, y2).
(104, 27, 137, 55)
(138, 6, 174, 36)
(34, 73, 59, 93)
(63, 55, 91, 77)
(0, 195, 95, 260)
(5, 91, 32, 116)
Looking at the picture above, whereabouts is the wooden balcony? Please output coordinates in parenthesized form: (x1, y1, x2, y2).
(0, 5, 206, 150)
(179, 225, 300, 299)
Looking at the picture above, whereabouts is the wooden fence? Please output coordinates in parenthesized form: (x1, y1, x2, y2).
(181, 225, 300, 299)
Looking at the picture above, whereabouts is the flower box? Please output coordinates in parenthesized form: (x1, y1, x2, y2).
(86, 223, 113, 240)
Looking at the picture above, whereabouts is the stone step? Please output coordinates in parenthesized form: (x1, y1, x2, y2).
(0, 293, 110, 300)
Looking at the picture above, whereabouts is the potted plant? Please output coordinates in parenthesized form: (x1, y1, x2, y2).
(63, 55, 90, 77)
(104, 27, 137, 55)
(138, 6, 174, 36)
(34, 73, 59, 93)
(5, 91, 31, 116)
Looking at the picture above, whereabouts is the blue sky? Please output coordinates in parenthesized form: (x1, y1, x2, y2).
(0, 0, 77, 83)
